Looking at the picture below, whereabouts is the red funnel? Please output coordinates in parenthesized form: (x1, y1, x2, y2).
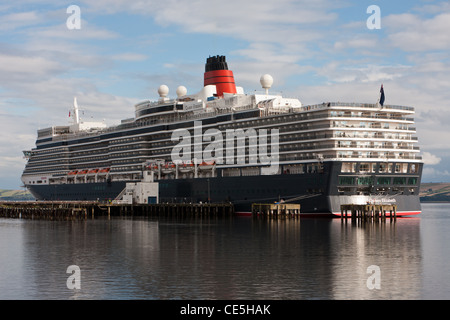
(204, 55, 237, 97)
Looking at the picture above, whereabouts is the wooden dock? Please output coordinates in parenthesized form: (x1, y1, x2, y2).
(340, 204, 397, 222)
(0, 201, 235, 220)
(251, 203, 301, 219)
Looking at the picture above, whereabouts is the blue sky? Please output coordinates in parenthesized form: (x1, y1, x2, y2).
(1, 0, 450, 189)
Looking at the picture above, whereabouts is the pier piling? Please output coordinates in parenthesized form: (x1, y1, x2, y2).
(340, 204, 397, 223)
(0, 201, 235, 220)
(251, 203, 301, 219)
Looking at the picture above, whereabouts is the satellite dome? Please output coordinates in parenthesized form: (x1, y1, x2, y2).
(260, 74, 273, 94)
(158, 85, 169, 98)
(260, 74, 273, 89)
(176, 86, 187, 97)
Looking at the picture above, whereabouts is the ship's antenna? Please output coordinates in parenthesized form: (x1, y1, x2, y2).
(73, 97, 80, 124)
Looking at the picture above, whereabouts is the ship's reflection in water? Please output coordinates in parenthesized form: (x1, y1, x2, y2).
(0, 208, 434, 300)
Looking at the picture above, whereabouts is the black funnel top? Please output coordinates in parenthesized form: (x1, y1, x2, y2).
(205, 55, 229, 72)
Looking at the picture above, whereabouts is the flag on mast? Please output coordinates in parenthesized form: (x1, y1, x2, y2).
(379, 84, 385, 106)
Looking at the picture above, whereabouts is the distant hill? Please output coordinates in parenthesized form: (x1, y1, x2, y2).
(419, 183, 450, 202)
(0, 189, 35, 201)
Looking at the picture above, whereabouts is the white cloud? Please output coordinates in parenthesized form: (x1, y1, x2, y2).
(422, 152, 442, 165)
(80, 0, 339, 61)
(422, 167, 450, 182)
(0, 11, 41, 31)
(0, 53, 63, 78)
(385, 12, 450, 52)
(25, 21, 119, 40)
(334, 35, 379, 51)
(112, 53, 148, 61)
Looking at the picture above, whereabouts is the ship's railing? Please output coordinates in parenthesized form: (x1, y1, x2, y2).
(134, 99, 179, 111)
(303, 102, 414, 112)
(279, 144, 420, 152)
(46, 104, 260, 142)
(282, 153, 423, 161)
(256, 110, 414, 123)
(277, 132, 417, 142)
(273, 122, 416, 133)
(328, 113, 414, 122)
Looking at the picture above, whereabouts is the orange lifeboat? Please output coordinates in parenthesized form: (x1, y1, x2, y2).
(161, 162, 176, 174)
(179, 161, 194, 173)
(198, 160, 215, 170)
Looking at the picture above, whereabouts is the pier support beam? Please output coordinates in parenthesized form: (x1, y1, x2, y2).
(340, 204, 397, 223)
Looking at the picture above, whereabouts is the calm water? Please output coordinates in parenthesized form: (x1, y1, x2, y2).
(0, 203, 449, 300)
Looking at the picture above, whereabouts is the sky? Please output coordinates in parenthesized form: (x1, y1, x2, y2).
(1, 0, 450, 189)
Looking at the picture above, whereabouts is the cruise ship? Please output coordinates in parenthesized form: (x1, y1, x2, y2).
(21, 55, 423, 216)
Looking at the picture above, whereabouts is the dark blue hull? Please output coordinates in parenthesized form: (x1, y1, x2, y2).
(26, 162, 422, 216)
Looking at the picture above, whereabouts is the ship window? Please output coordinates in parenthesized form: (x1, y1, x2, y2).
(358, 162, 376, 173)
(409, 163, 418, 174)
(359, 163, 370, 173)
(341, 162, 356, 173)
(408, 177, 418, 185)
(357, 176, 374, 185)
(379, 163, 393, 173)
(338, 187, 353, 193)
(339, 176, 355, 185)
(377, 177, 391, 185)
(393, 177, 407, 185)
(395, 163, 408, 173)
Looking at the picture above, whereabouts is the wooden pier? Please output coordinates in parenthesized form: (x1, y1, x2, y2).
(0, 201, 235, 220)
(340, 204, 397, 222)
(251, 203, 301, 219)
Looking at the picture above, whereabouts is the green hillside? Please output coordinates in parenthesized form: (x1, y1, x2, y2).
(419, 183, 450, 202)
(0, 189, 35, 201)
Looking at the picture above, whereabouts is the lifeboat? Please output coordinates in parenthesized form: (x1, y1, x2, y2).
(198, 160, 216, 170)
(179, 161, 194, 173)
(87, 169, 99, 174)
(77, 170, 88, 175)
(149, 163, 159, 171)
(161, 162, 176, 174)
(98, 168, 110, 174)
(68, 170, 78, 175)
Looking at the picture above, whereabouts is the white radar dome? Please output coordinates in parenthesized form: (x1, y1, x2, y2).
(260, 74, 273, 94)
(158, 85, 169, 98)
(176, 86, 187, 97)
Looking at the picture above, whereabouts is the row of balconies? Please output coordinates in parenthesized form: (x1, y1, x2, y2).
(29, 108, 417, 161)
(29, 127, 419, 167)
(26, 139, 421, 172)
